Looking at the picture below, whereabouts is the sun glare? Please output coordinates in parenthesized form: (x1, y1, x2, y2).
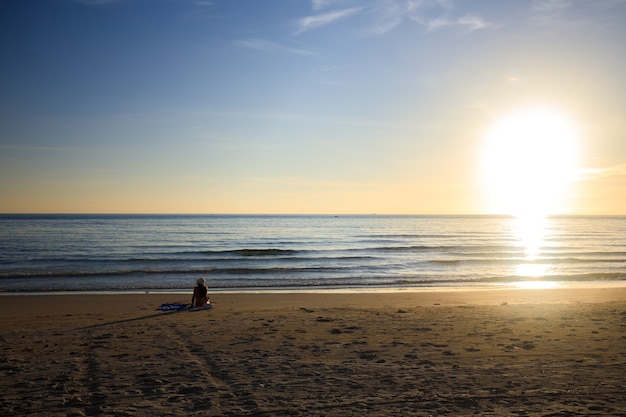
(481, 107, 579, 280)
(481, 107, 579, 218)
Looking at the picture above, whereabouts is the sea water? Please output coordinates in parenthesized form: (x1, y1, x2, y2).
(0, 214, 624, 292)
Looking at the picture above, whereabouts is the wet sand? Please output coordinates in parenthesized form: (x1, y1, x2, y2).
(1, 287, 626, 416)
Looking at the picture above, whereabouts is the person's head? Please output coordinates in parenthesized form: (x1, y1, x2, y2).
(197, 277, 206, 286)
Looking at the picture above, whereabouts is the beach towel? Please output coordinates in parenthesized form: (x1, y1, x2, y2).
(157, 303, 189, 311)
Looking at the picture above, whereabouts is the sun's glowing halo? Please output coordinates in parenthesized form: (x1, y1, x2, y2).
(481, 107, 579, 280)
(481, 107, 579, 218)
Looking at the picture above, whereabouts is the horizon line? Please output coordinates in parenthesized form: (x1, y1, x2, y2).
(1, 212, 624, 217)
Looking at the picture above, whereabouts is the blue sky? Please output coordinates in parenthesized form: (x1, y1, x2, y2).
(1, 0, 626, 214)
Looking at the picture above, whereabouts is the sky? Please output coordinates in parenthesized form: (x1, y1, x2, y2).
(1, 0, 625, 215)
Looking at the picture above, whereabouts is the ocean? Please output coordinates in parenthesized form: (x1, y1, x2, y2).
(0, 214, 624, 293)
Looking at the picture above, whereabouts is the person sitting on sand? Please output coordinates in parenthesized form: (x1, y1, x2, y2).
(191, 278, 210, 307)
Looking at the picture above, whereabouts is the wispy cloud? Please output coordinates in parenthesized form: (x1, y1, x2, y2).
(530, 0, 575, 25)
(408, 14, 495, 33)
(457, 14, 493, 32)
(530, 0, 626, 27)
(367, 0, 408, 35)
(407, 2, 497, 33)
(191, 0, 216, 5)
(299, 1, 497, 36)
(532, 0, 574, 13)
(311, 0, 362, 11)
(235, 39, 315, 56)
(295, 7, 362, 35)
(580, 164, 626, 180)
(311, 0, 334, 11)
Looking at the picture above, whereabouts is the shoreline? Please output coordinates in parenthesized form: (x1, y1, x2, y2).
(2, 286, 626, 312)
(2, 279, 626, 296)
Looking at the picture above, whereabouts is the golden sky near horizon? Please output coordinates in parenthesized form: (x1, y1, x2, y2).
(1, 1, 625, 215)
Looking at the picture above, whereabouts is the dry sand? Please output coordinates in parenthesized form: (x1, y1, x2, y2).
(1, 287, 626, 416)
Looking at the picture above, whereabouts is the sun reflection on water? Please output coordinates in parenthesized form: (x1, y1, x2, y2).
(513, 214, 551, 279)
(515, 263, 548, 277)
(515, 214, 546, 259)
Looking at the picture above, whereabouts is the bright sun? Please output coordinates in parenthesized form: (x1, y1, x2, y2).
(481, 107, 579, 218)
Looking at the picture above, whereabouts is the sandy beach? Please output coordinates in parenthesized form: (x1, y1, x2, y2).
(1, 287, 626, 416)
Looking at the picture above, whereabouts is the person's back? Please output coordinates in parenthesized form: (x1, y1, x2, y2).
(191, 278, 210, 307)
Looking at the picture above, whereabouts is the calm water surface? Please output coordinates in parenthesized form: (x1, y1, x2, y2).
(0, 214, 624, 292)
